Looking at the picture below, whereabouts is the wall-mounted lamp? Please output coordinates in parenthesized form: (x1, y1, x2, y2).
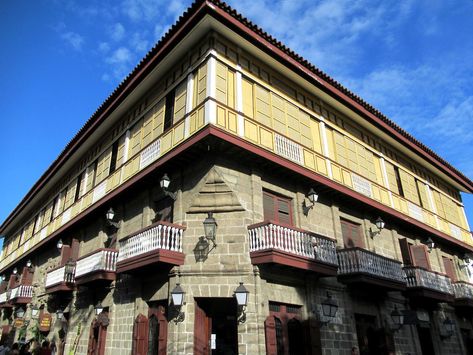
(26, 260, 32, 269)
(203, 212, 217, 248)
(170, 283, 185, 323)
(390, 306, 404, 331)
(440, 317, 455, 340)
(425, 237, 435, 253)
(31, 304, 39, 319)
(0, 275, 5, 282)
(318, 292, 338, 326)
(234, 282, 249, 324)
(15, 307, 25, 319)
(95, 302, 104, 316)
(56, 308, 64, 320)
(56, 239, 64, 250)
(64, 258, 76, 282)
(160, 174, 177, 200)
(460, 253, 473, 269)
(369, 217, 385, 238)
(303, 188, 318, 216)
(105, 207, 120, 232)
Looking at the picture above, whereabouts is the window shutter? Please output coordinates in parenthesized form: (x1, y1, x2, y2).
(263, 193, 276, 221)
(411, 245, 431, 270)
(264, 315, 277, 355)
(132, 314, 149, 355)
(341, 220, 364, 248)
(157, 306, 168, 355)
(399, 238, 413, 266)
(277, 198, 291, 226)
(87, 321, 98, 355)
(442, 257, 457, 281)
(194, 302, 210, 355)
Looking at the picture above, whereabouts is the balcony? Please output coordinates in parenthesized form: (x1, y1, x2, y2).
(8, 285, 33, 304)
(0, 292, 10, 308)
(337, 248, 406, 291)
(247, 221, 338, 275)
(45, 265, 75, 293)
(116, 221, 185, 274)
(404, 266, 454, 302)
(74, 249, 118, 285)
(452, 281, 473, 308)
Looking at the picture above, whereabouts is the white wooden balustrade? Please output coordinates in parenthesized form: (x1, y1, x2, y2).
(0, 292, 7, 304)
(118, 222, 184, 262)
(247, 222, 338, 265)
(404, 266, 453, 295)
(9, 285, 33, 300)
(75, 249, 118, 279)
(45, 265, 75, 287)
(452, 281, 473, 299)
(337, 248, 406, 283)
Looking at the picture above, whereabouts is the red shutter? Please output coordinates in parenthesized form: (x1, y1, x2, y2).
(411, 245, 431, 270)
(87, 321, 98, 355)
(265, 315, 277, 355)
(341, 220, 364, 248)
(132, 314, 149, 355)
(60, 245, 72, 265)
(442, 257, 457, 281)
(263, 192, 276, 221)
(157, 307, 168, 355)
(399, 239, 413, 266)
(277, 198, 292, 226)
(71, 238, 80, 260)
(194, 302, 210, 355)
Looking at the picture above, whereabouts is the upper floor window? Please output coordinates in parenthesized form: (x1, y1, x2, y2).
(442, 256, 457, 281)
(399, 238, 431, 270)
(263, 191, 293, 226)
(340, 219, 364, 248)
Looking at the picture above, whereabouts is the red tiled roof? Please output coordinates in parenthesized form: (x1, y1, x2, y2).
(1, 0, 471, 233)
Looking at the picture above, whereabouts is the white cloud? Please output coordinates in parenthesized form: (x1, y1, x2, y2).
(98, 42, 110, 53)
(106, 47, 132, 65)
(110, 23, 125, 42)
(61, 31, 84, 51)
(130, 32, 149, 53)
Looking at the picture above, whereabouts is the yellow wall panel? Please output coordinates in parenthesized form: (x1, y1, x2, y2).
(372, 186, 381, 201)
(304, 150, 315, 171)
(217, 106, 226, 128)
(142, 111, 154, 147)
(152, 100, 165, 139)
(194, 63, 207, 106)
(129, 120, 143, 157)
(316, 157, 328, 175)
(342, 170, 352, 187)
(161, 131, 173, 153)
(174, 81, 187, 122)
(227, 70, 235, 109)
(228, 111, 237, 133)
(216, 61, 227, 105)
(95, 147, 112, 185)
(380, 189, 390, 205)
(259, 127, 273, 150)
(310, 120, 322, 154)
(242, 79, 254, 118)
(244, 119, 258, 143)
(173, 121, 185, 144)
(332, 164, 342, 183)
(384, 161, 401, 195)
(255, 84, 271, 127)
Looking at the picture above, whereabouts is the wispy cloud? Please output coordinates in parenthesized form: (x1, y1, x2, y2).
(109, 23, 125, 42)
(61, 31, 84, 51)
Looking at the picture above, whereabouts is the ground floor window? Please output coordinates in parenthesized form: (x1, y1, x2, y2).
(132, 305, 168, 355)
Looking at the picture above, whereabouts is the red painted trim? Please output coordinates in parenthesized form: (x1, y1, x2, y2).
(9, 297, 32, 305)
(116, 249, 185, 274)
(207, 125, 473, 252)
(250, 249, 338, 276)
(74, 272, 116, 285)
(205, 4, 473, 192)
(45, 282, 74, 294)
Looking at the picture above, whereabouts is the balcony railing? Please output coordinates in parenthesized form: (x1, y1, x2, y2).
(453, 281, 473, 300)
(0, 292, 7, 304)
(9, 285, 33, 301)
(75, 249, 118, 279)
(117, 222, 185, 263)
(247, 221, 338, 266)
(45, 265, 75, 288)
(337, 247, 406, 284)
(404, 266, 453, 295)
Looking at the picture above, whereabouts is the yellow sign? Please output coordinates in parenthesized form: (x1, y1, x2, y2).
(39, 313, 52, 332)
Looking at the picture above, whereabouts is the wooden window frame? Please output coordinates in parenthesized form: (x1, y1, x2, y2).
(340, 219, 365, 249)
(263, 191, 293, 227)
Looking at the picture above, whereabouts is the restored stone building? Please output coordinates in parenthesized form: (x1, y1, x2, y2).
(1, 1, 473, 354)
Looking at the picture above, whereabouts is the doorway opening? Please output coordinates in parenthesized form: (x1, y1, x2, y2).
(194, 298, 238, 355)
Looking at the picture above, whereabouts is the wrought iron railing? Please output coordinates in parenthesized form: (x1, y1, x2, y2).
(117, 222, 185, 262)
(337, 247, 406, 283)
(75, 249, 118, 279)
(404, 266, 453, 295)
(247, 221, 338, 265)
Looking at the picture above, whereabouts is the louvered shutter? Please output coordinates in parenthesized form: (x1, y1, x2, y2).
(411, 245, 431, 270)
(132, 314, 149, 355)
(399, 239, 413, 266)
(265, 315, 277, 355)
(157, 306, 168, 355)
(442, 257, 457, 281)
(277, 198, 291, 226)
(263, 192, 276, 222)
(341, 220, 364, 248)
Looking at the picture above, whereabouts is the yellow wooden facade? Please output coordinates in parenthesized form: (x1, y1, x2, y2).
(1, 34, 471, 271)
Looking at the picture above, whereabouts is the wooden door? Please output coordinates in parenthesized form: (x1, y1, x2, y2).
(87, 315, 108, 355)
(132, 314, 149, 355)
(194, 302, 211, 355)
(148, 305, 168, 355)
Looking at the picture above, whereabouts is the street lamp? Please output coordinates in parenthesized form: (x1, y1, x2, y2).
(303, 188, 319, 215)
(390, 306, 404, 331)
(319, 292, 338, 325)
(203, 212, 217, 247)
(425, 237, 435, 253)
(95, 302, 104, 315)
(15, 307, 25, 319)
(56, 239, 63, 250)
(370, 217, 385, 238)
(160, 174, 177, 200)
(31, 305, 39, 319)
(234, 282, 249, 323)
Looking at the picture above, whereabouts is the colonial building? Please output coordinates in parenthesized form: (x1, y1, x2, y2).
(1, 1, 473, 354)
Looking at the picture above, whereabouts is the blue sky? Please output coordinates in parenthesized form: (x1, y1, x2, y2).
(1, 0, 473, 240)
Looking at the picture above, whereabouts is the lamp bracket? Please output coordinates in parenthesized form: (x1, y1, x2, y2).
(369, 227, 382, 239)
(163, 190, 177, 201)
